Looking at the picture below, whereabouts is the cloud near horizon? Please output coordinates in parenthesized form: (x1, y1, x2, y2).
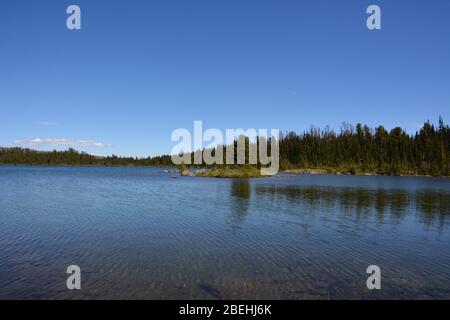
(14, 138, 106, 148)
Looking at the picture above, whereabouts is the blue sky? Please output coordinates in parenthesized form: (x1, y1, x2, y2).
(1, 0, 450, 157)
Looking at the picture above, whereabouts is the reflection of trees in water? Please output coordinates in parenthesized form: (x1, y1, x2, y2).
(229, 180, 251, 227)
(255, 185, 450, 227)
(415, 192, 449, 227)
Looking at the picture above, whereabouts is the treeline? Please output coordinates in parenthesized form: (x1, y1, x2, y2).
(178, 118, 450, 176)
(1, 118, 449, 176)
(279, 117, 450, 176)
(0, 148, 174, 167)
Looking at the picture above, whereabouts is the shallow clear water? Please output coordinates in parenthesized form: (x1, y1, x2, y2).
(0, 166, 449, 299)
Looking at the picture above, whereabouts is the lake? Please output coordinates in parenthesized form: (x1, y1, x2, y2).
(0, 166, 449, 299)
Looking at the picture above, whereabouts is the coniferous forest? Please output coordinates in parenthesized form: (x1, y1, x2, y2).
(278, 117, 450, 176)
(0, 147, 174, 167)
(1, 118, 449, 176)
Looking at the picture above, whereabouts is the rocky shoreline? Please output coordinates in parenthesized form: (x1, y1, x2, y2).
(161, 168, 448, 179)
(282, 168, 446, 178)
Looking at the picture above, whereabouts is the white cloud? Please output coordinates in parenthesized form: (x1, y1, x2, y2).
(14, 138, 106, 148)
(31, 138, 43, 144)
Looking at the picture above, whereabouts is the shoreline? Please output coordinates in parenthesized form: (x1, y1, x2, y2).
(1, 164, 449, 179)
(179, 167, 450, 179)
(282, 168, 449, 179)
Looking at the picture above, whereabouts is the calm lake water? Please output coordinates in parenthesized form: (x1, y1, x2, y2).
(0, 166, 449, 299)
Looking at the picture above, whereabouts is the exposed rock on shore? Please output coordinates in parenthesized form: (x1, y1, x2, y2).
(181, 169, 194, 177)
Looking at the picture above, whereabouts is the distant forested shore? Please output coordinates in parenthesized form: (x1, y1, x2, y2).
(0, 147, 174, 167)
(1, 118, 449, 177)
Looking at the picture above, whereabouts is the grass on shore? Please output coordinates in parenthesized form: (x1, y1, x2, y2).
(195, 166, 262, 178)
(185, 165, 448, 179)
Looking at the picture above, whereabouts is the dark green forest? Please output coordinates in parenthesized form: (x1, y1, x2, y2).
(278, 117, 450, 176)
(0, 148, 174, 167)
(1, 118, 449, 176)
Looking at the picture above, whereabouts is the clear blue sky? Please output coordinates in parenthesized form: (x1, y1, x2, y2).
(1, 0, 449, 157)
